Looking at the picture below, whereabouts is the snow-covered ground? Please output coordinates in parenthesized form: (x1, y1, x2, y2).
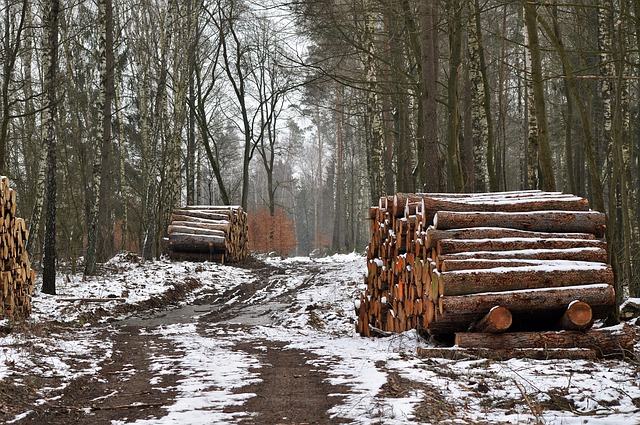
(2, 253, 640, 424)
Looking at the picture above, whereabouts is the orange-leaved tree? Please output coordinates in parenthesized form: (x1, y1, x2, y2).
(248, 207, 296, 257)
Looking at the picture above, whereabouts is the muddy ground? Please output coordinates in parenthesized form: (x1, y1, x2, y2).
(0, 257, 358, 425)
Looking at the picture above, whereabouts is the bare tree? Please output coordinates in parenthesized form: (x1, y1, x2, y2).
(42, 0, 60, 294)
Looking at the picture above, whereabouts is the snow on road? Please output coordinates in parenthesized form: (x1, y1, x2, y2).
(1, 253, 640, 424)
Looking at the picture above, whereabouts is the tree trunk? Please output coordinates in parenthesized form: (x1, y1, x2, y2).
(426, 226, 595, 250)
(440, 257, 603, 272)
(437, 238, 606, 256)
(454, 324, 634, 357)
(523, 2, 556, 191)
(428, 284, 615, 333)
(436, 247, 608, 265)
(418, 0, 441, 191)
(364, 3, 386, 202)
(446, 0, 464, 192)
(42, 0, 60, 295)
(437, 263, 613, 296)
(433, 210, 607, 236)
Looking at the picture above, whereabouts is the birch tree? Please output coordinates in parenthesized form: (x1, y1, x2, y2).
(85, 0, 114, 276)
(42, 0, 59, 295)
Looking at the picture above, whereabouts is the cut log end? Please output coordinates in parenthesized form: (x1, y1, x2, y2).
(559, 301, 593, 330)
(474, 306, 512, 333)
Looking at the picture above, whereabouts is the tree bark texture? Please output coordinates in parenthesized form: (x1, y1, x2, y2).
(454, 323, 634, 357)
(434, 210, 606, 237)
(42, 0, 60, 294)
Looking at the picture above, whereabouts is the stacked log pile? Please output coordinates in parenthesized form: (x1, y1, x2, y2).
(166, 206, 248, 263)
(0, 177, 34, 318)
(356, 191, 631, 357)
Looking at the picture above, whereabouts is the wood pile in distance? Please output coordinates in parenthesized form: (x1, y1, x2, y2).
(0, 176, 35, 319)
(356, 191, 629, 358)
(166, 205, 248, 263)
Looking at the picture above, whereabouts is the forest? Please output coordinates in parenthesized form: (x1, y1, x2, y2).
(0, 0, 638, 298)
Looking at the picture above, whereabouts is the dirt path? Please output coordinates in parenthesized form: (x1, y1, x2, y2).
(226, 340, 352, 425)
(10, 325, 182, 424)
(2, 258, 356, 424)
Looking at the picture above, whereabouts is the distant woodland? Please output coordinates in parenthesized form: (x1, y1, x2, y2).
(0, 1, 639, 296)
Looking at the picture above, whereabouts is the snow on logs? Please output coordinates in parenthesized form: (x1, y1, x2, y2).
(0, 177, 35, 319)
(356, 191, 629, 358)
(166, 206, 248, 263)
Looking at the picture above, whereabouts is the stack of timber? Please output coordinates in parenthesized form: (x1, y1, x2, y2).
(0, 177, 35, 319)
(166, 205, 248, 263)
(356, 191, 632, 358)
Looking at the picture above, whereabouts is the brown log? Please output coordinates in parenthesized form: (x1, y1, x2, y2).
(437, 238, 606, 256)
(168, 250, 226, 263)
(427, 284, 615, 333)
(438, 263, 613, 296)
(558, 300, 593, 330)
(440, 258, 607, 272)
(171, 213, 231, 225)
(454, 324, 635, 357)
(180, 205, 242, 211)
(419, 196, 590, 224)
(474, 306, 512, 333)
(171, 215, 231, 228)
(436, 247, 608, 266)
(172, 210, 231, 221)
(167, 225, 226, 238)
(425, 226, 595, 250)
(416, 346, 597, 361)
(434, 211, 606, 237)
(168, 232, 227, 251)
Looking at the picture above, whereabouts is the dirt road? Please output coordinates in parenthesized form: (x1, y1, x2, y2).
(0, 258, 356, 424)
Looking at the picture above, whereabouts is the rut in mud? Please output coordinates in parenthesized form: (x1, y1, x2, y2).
(2, 256, 358, 424)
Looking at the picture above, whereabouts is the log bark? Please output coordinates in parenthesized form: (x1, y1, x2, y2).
(420, 195, 590, 223)
(168, 220, 230, 232)
(428, 284, 615, 333)
(416, 346, 597, 360)
(167, 232, 226, 252)
(171, 214, 232, 225)
(454, 324, 634, 357)
(440, 258, 606, 272)
(436, 247, 608, 265)
(437, 238, 606, 255)
(172, 210, 230, 221)
(168, 250, 225, 263)
(558, 300, 593, 330)
(474, 306, 512, 333)
(434, 211, 606, 237)
(167, 225, 225, 238)
(425, 226, 595, 249)
(438, 263, 613, 296)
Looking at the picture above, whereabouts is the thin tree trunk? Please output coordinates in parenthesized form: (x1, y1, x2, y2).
(85, 0, 113, 276)
(523, 2, 556, 191)
(364, 3, 386, 203)
(332, 85, 346, 252)
(446, 0, 464, 192)
(42, 0, 60, 295)
(468, 0, 495, 192)
(419, 0, 441, 191)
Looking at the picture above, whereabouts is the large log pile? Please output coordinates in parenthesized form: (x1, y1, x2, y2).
(166, 206, 248, 263)
(356, 191, 630, 357)
(0, 177, 34, 318)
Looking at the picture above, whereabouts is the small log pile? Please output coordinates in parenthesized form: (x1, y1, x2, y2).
(166, 205, 248, 263)
(356, 191, 631, 358)
(0, 177, 35, 318)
